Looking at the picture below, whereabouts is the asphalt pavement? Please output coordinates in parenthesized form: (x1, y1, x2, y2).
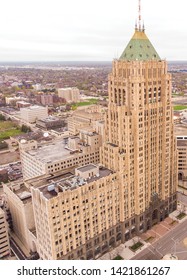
(131, 218, 187, 260)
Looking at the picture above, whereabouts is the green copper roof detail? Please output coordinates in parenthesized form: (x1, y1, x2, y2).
(120, 30, 161, 61)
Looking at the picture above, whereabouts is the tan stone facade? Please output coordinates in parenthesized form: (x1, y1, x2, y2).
(177, 136, 187, 189)
(68, 105, 105, 135)
(0, 208, 10, 258)
(31, 167, 120, 260)
(3, 181, 36, 253)
(101, 58, 177, 227)
(10, 25, 178, 260)
(58, 87, 80, 103)
(28, 29, 178, 259)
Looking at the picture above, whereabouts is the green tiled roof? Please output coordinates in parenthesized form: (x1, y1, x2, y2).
(120, 29, 161, 61)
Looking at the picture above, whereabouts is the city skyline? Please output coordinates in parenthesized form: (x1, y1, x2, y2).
(0, 0, 186, 62)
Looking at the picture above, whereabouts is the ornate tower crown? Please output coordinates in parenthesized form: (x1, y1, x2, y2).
(120, 0, 161, 61)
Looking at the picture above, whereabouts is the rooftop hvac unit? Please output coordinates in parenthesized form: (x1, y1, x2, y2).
(47, 184, 55, 192)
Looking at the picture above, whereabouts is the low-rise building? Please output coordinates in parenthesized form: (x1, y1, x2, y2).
(16, 101, 31, 109)
(30, 165, 119, 260)
(20, 105, 48, 123)
(68, 106, 105, 135)
(0, 169, 8, 184)
(3, 180, 36, 254)
(32, 84, 42, 91)
(58, 87, 80, 103)
(19, 129, 102, 180)
(40, 95, 53, 106)
(5, 96, 28, 106)
(36, 116, 65, 130)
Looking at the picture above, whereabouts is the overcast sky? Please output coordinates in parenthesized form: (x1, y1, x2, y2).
(0, 0, 186, 62)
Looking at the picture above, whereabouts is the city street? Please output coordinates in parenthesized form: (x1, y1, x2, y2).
(98, 192, 187, 260)
(131, 215, 187, 260)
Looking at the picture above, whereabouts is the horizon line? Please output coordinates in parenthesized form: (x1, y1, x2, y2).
(0, 60, 187, 64)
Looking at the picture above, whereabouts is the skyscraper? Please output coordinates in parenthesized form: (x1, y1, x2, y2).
(29, 1, 177, 259)
(101, 2, 177, 233)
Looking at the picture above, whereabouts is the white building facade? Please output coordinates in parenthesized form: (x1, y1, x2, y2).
(20, 105, 48, 123)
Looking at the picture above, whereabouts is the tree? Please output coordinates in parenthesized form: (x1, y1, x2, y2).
(0, 114, 6, 121)
(21, 124, 32, 133)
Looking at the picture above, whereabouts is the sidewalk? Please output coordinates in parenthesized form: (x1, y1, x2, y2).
(99, 210, 187, 260)
(169, 208, 187, 224)
(99, 237, 150, 260)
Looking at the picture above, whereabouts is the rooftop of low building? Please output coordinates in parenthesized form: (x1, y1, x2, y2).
(12, 131, 53, 142)
(30, 166, 113, 200)
(76, 164, 97, 173)
(37, 116, 62, 122)
(21, 105, 47, 111)
(26, 140, 83, 163)
(174, 125, 187, 136)
(3, 180, 32, 204)
(177, 135, 187, 147)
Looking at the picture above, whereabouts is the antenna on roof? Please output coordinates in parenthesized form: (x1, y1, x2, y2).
(138, 0, 142, 31)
